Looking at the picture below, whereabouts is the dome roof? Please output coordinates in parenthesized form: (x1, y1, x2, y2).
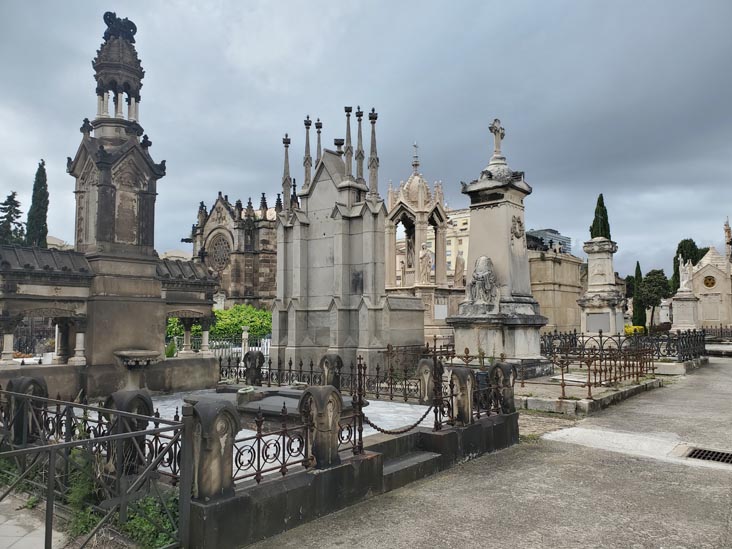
(402, 172, 431, 208)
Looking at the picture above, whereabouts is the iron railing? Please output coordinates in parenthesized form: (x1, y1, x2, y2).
(0, 390, 191, 549)
(540, 330, 706, 362)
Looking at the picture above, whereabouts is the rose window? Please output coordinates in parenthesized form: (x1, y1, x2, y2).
(207, 234, 231, 272)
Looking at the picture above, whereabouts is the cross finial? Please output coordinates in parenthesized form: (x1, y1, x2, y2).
(412, 142, 420, 174)
(489, 118, 505, 155)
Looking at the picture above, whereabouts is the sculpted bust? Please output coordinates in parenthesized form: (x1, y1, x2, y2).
(465, 256, 498, 305)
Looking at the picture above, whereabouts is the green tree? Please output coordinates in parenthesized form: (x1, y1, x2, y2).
(166, 304, 272, 340)
(624, 274, 635, 299)
(0, 192, 25, 245)
(26, 159, 49, 248)
(631, 261, 646, 328)
(671, 239, 707, 293)
(589, 193, 611, 239)
(637, 269, 671, 330)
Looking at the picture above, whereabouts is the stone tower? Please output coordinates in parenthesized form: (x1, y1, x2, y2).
(447, 120, 548, 370)
(66, 12, 170, 367)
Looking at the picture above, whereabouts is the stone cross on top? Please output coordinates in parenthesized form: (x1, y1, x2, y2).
(489, 118, 505, 155)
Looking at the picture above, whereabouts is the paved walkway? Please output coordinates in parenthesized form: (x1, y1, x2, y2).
(0, 494, 66, 549)
(252, 357, 732, 549)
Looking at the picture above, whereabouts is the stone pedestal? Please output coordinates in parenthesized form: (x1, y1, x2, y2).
(578, 237, 624, 335)
(671, 292, 700, 331)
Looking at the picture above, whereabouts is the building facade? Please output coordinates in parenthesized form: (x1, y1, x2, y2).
(189, 193, 277, 309)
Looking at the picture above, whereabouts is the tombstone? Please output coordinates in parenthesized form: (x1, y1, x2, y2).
(415, 358, 434, 405)
(319, 354, 343, 389)
(450, 367, 475, 425)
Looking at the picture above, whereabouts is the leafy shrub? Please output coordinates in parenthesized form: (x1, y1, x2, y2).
(166, 304, 272, 340)
(624, 325, 646, 336)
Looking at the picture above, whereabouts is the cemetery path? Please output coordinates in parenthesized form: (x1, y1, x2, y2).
(251, 358, 732, 549)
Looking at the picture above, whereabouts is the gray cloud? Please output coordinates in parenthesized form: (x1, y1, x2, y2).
(1, 0, 730, 275)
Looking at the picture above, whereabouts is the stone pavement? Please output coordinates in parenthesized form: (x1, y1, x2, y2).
(0, 494, 66, 549)
(251, 357, 732, 549)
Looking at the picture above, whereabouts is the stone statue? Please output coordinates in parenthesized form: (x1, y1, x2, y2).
(678, 254, 693, 292)
(406, 238, 415, 268)
(465, 256, 497, 305)
(453, 253, 465, 288)
(418, 243, 432, 284)
(400, 260, 406, 287)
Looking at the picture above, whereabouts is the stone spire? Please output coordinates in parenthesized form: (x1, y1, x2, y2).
(281, 133, 291, 211)
(315, 118, 323, 164)
(259, 193, 268, 216)
(344, 107, 354, 179)
(290, 179, 299, 209)
(725, 217, 731, 261)
(411, 142, 420, 174)
(303, 116, 312, 189)
(275, 193, 282, 213)
(245, 197, 255, 219)
(355, 106, 365, 182)
(368, 108, 379, 196)
(235, 199, 244, 219)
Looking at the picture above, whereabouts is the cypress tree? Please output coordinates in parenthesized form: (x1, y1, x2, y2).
(589, 193, 611, 239)
(632, 261, 646, 328)
(0, 192, 25, 245)
(26, 159, 49, 248)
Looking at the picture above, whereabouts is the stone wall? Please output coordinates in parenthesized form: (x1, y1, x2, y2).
(529, 250, 583, 332)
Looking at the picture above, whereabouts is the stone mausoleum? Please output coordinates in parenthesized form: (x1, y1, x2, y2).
(188, 192, 277, 309)
(384, 146, 463, 339)
(0, 12, 217, 398)
(271, 107, 424, 367)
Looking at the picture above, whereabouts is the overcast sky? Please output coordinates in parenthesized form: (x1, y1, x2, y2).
(1, 0, 731, 277)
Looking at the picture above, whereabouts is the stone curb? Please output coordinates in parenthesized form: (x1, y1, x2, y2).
(515, 378, 663, 416)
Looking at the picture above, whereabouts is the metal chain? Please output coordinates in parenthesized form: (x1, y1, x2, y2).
(362, 405, 433, 435)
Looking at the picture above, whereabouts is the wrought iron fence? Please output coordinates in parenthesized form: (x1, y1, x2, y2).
(0, 389, 191, 549)
(233, 404, 311, 484)
(540, 329, 706, 362)
(702, 324, 732, 339)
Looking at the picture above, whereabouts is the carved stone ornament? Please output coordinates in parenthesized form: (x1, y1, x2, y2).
(511, 215, 525, 240)
(103, 12, 137, 43)
(465, 256, 498, 306)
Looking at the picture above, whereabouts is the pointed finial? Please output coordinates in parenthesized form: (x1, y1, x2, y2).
(291, 179, 299, 209)
(246, 197, 255, 218)
(303, 115, 312, 189)
(344, 106, 353, 178)
(368, 108, 379, 196)
(315, 118, 323, 164)
(282, 133, 292, 211)
(412, 142, 420, 174)
(275, 193, 283, 213)
(259, 193, 268, 213)
(355, 106, 365, 181)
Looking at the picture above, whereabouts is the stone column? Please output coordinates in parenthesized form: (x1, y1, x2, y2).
(128, 97, 137, 122)
(68, 317, 87, 366)
(191, 400, 240, 501)
(241, 325, 249, 354)
(96, 94, 105, 118)
(114, 91, 124, 118)
(180, 318, 195, 355)
(199, 317, 213, 355)
(0, 316, 20, 365)
(414, 220, 429, 263)
(385, 221, 397, 287)
(54, 318, 71, 364)
(102, 92, 110, 117)
(578, 237, 625, 335)
(435, 226, 447, 286)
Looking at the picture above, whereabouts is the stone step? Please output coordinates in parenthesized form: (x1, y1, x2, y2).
(382, 450, 442, 493)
